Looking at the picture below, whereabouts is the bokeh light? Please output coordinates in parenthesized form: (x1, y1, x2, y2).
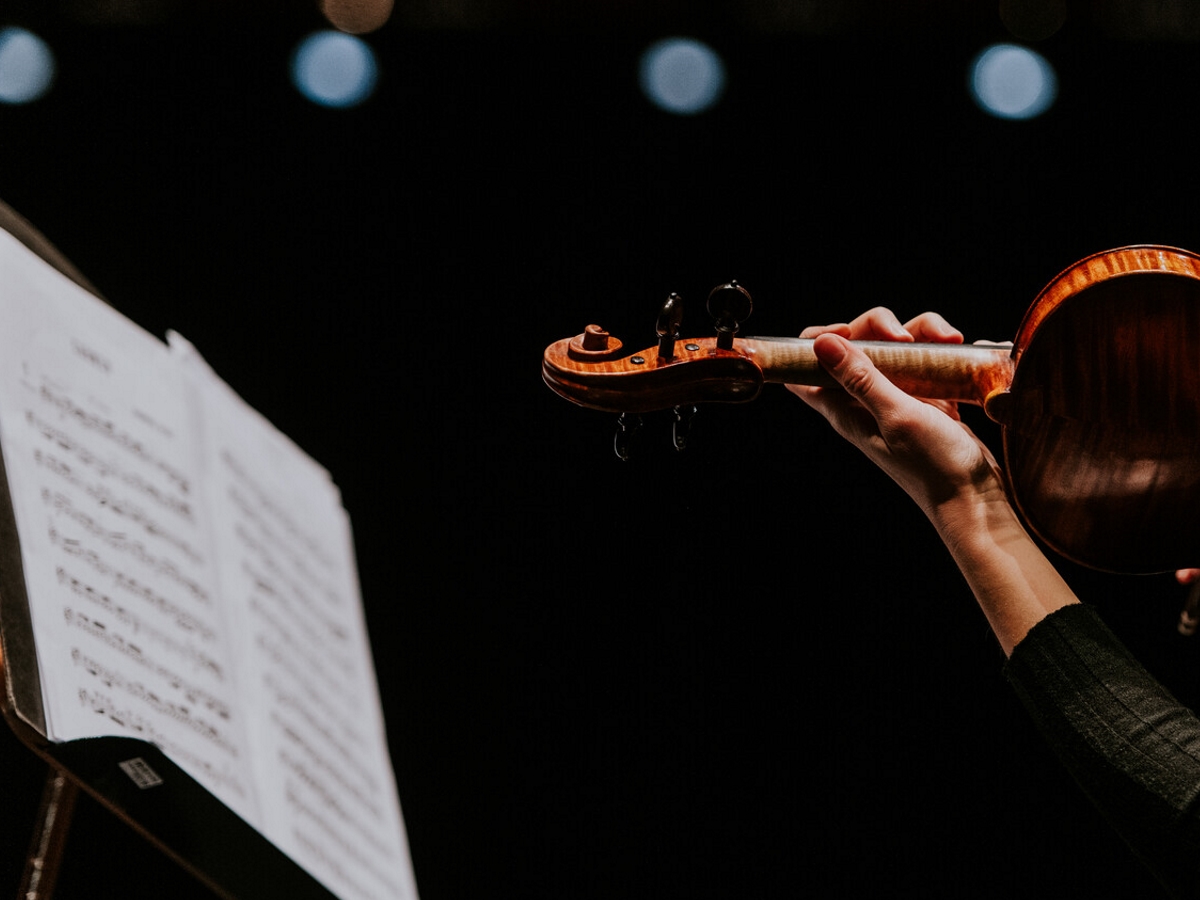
(639, 38, 726, 116)
(291, 31, 378, 109)
(969, 44, 1057, 120)
(0, 27, 55, 105)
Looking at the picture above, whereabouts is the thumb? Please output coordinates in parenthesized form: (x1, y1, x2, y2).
(813, 333, 911, 421)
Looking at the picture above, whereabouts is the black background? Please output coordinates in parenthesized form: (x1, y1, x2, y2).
(1, 3, 1200, 897)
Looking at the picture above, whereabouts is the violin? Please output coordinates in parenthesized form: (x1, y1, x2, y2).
(543, 245, 1200, 575)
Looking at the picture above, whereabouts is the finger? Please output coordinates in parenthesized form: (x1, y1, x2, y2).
(799, 323, 852, 340)
(1177, 569, 1200, 585)
(811, 333, 913, 422)
(843, 307, 913, 342)
(902, 312, 963, 344)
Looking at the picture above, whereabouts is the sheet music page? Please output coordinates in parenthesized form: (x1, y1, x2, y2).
(0, 231, 259, 825)
(170, 340, 417, 900)
(0, 231, 418, 900)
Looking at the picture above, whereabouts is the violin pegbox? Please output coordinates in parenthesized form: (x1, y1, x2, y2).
(542, 281, 767, 458)
(617, 290, 695, 460)
(613, 283, 752, 458)
(619, 283, 748, 458)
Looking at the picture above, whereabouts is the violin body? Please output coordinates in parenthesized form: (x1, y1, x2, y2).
(543, 246, 1200, 574)
(1001, 246, 1200, 573)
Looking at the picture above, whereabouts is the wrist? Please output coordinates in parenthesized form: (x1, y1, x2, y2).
(925, 475, 1079, 656)
(925, 474, 1027, 558)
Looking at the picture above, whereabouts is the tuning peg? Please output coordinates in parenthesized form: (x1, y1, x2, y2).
(672, 404, 697, 451)
(707, 280, 753, 350)
(656, 292, 684, 359)
(614, 412, 643, 461)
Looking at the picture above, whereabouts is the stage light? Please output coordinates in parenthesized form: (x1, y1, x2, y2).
(290, 31, 378, 109)
(969, 44, 1057, 120)
(0, 27, 55, 105)
(639, 37, 725, 116)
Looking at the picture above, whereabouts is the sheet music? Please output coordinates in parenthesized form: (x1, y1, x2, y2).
(173, 334, 417, 900)
(0, 232, 258, 824)
(0, 230, 417, 900)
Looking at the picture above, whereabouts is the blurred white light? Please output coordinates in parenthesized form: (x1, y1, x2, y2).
(0, 27, 55, 105)
(639, 37, 725, 116)
(291, 31, 378, 109)
(970, 44, 1057, 120)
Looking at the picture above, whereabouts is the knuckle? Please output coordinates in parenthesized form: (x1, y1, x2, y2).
(868, 306, 902, 325)
(838, 358, 875, 397)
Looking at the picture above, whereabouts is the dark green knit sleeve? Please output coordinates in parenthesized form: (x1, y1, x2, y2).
(1005, 603, 1200, 898)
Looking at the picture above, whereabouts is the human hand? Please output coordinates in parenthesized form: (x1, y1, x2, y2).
(787, 308, 1006, 517)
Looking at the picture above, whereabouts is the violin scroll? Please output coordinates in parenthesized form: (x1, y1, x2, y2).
(569, 324, 624, 359)
(542, 331, 765, 414)
(544, 282, 767, 416)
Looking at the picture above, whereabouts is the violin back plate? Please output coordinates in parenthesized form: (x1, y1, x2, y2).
(1004, 249, 1200, 573)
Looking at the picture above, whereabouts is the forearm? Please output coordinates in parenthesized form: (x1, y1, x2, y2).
(792, 323, 1080, 654)
(927, 484, 1079, 656)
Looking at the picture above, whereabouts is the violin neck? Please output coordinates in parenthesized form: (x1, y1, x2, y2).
(740, 337, 1015, 406)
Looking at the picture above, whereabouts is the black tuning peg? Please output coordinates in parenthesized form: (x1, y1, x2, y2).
(672, 404, 697, 451)
(656, 292, 684, 359)
(614, 412, 643, 461)
(707, 280, 753, 350)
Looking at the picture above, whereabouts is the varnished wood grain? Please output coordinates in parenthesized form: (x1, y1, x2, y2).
(1004, 247, 1200, 572)
(543, 246, 1200, 573)
(542, 335, 765, 414)
(743, 338, 1014, 406)
(543, 334, 1014, 414)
